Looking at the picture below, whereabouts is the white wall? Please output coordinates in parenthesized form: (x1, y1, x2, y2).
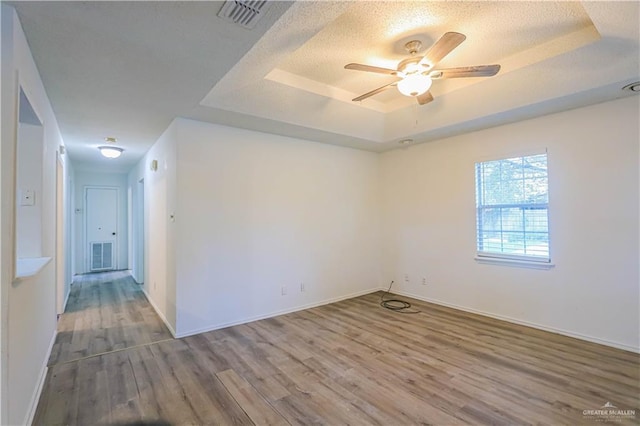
(130, 119, 381, 337)
(136, 100, 639, 351)
(379, 96, 640, 351)
(0, 5, 71, 424)
(172, 119, 381, 336)
(128, 123, 177, 333)
(128, 177, 144, 285)
(15, 122, 43, 258)
(73, 171, 128, 274)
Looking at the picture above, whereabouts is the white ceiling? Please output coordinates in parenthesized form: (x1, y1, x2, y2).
(11, 1, 640, 172)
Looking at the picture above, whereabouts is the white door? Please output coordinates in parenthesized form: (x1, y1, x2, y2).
(86, 187, 118, 272)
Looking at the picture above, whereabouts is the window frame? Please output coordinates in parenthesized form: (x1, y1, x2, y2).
(474, 150, 554, 269)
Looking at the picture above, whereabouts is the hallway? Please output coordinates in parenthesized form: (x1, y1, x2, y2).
(47, 271, 173, 365)
(34, 271, 175, 424)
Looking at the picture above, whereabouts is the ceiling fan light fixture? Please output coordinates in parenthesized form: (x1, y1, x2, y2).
(622, 81, 640, 92)
(99, 146, 123, 159)
(397, 74, 432, 97)
(345, 32, 498, 104)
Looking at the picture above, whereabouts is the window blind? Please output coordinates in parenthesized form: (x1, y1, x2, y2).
(475, 153, 550, 262)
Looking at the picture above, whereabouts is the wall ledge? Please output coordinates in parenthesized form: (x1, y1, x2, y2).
(475, 256, 555, 270)
(16, 257, 51, 279)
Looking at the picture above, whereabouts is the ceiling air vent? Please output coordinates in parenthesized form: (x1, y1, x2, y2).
(217, 0, 271, 29)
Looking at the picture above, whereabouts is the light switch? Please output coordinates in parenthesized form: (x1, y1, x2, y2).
(19, 189, 35, 206)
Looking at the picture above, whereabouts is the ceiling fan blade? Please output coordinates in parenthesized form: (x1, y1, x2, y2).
(345, 63, 398, 76)
(352, 81, 398, 102)
(419, 32, 466, 68)
(416, 91, 434, 105)
(430, 64, 501, 79)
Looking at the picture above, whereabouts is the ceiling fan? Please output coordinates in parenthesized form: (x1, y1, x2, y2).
(345, 32, 500, 105)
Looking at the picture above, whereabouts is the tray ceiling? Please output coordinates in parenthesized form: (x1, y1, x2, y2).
(10, 1, 640, 171)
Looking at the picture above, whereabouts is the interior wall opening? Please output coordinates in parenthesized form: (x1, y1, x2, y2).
(15, 87, 48, 279)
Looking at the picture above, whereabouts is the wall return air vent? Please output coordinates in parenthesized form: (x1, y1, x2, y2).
(217, 0, 271, 29)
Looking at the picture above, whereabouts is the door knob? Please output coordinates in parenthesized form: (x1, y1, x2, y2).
(112, 232, 116, 236)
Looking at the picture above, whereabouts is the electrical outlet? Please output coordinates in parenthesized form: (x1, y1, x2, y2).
(404, 274, 409, 283)
(422, 277, 427, 285)
(281, 285, 287, 296)
(300, 282, 305, 292)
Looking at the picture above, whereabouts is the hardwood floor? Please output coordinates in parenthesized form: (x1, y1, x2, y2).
(47, 271, 173, 365)
(35, 277, 639, 425)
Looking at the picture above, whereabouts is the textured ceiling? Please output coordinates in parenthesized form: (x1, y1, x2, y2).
(277, 1, 594, 102)
(10, 1, 640, 172)
(197, 0, 638, 148)
(11, 1, 293, 172)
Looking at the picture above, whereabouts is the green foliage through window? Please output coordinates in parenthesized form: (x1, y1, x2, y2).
(475, 153, 550, 261)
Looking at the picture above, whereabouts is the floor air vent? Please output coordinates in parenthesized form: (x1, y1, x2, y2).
(90, 241, 114, 271)
(217, 0, 271, 29)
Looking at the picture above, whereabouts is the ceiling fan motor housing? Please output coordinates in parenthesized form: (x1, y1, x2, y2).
(404, 40, 423, 55)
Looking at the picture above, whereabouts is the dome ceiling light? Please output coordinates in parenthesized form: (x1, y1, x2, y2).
(99, 146, 124, 159)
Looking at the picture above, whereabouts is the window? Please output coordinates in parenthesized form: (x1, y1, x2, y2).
(475, 152, 550, 265)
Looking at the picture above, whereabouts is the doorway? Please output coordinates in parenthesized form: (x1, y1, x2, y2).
(133, 179, 145, 284)
(55, 154, 64, 314)
(85, 187, 118, 272)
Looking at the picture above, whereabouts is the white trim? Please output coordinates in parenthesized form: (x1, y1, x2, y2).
(474, 256, 555, 270)
(474, 146, 548, 164)
(475, 151, 552, 268)
(141, 288, 176, 338)
(175, 288, 380, 339)
(386, 288, 639, 354)
(23, 329, 57, 426)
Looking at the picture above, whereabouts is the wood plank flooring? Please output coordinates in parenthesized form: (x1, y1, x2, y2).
(48, 271, 173, 365)
(35, 275, 639, 425)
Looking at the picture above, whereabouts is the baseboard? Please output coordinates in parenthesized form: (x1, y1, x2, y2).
(387, 288, 640, 354)
(141, 289, 176, 338)
(76, 268, 129, 276)
(128, 269, 143, 285)
(175, 287, 380, 339)
(24, 329, 57, 426)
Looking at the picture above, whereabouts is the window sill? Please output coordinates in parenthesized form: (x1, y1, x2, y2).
(16, 257, 52, 279)
(475, 256, 555, 270)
